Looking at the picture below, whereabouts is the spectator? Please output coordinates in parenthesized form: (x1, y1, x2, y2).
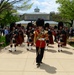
(4, 27, 9, 35)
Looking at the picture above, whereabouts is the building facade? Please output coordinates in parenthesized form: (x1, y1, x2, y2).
(20, 7, 50, 21)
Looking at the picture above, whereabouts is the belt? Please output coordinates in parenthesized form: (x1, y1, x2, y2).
(38, 38, 45, 41)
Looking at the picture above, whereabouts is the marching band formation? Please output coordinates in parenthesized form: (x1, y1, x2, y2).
(5, 18, 71, 68)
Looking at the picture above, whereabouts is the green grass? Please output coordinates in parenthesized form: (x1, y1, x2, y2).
(0, 36, 7, 47)
(69, 42, 74, 47)
(0, 36, 5, 42)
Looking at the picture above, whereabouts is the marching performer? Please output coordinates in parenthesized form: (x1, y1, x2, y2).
(16, 24, 24, 46)
(48, 27, 54, 44)
(57, 22, 67, 52)
(53, 26, 58, 42)
(34, 18, 47, 68)
(26, 23, 34, 50)
(9, 27, 18, 52)
(58, 34, 64, 52)
(44, 23, 50, 50)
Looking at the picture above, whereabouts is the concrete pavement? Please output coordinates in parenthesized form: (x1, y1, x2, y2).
(0, 42, 74, 75)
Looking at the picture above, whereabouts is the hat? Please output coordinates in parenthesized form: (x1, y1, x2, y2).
(10, 22, 16, 32)
(27, 22, 33, 27)
(45, 23, 50, 27)
(54, 25, 57, 29)
(58, 21, 64, 29)
(36, 18, 44, 27)
(27, 22, 33, 29)
(17, 24, 21, 27)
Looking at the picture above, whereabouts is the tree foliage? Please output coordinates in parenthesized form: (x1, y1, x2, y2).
(50, 12, 65, 22)
(0, 0, 33, 25)
(0, 0, 33, 13)
(56, 0, 74, 26)
(0, 0, 13, 14)
(1, 11, 20, 25)
(14, 0, 33, 11)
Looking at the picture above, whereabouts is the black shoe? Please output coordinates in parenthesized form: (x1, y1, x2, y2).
(15, 50, 16, 52)
(37, 63, 40, 68)
(58, 50, 60, 52)
(40, 62, 43, 64)
(9, 50, 12, 52)
(61, 50, 62, 52)
(27, 48, 29, 51)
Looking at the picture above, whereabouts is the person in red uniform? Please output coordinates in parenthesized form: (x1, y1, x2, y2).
(34, 18, 47, 68)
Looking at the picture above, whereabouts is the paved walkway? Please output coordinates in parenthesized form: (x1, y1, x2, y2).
(0, 42, 74, 75)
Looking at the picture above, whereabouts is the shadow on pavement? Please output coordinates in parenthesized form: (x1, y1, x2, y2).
(40, 63, 57, 74)
(47, 49, 57, 53)
(19, 44, 25, 48)
(48, 46, 54, 48)
(62, 46, 70, 49)
(29, 49, 36, 53)
(11, 50, 23, 55)
(61, 50, 73, 55)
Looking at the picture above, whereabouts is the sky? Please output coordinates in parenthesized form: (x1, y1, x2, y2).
(17, 0, 60, 14)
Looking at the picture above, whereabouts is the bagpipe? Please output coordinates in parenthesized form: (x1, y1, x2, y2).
(34, 29, 49, 44)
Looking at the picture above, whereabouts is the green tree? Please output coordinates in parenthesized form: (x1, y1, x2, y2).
(14, 0, 33, 11)
(0, 0, 33, 25)
(1, 11, 20, 25)
(50, 12, 66, 22)
(56, 0, 74, 27)
(50, 12, 63, 22)
(0, 0, 33, 14)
